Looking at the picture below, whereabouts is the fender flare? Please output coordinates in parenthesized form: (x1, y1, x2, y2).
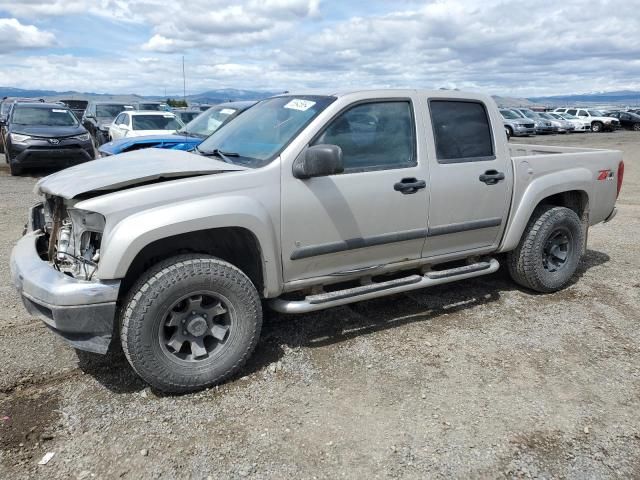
(96, 195, 282, 296)
(499, 168, 591, 252)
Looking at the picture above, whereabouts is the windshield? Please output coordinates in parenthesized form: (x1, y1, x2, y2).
(519, 109, 540, 118)
(97, 104, 132, 118)
(500, 110, 520, 119)
(138, 103, 162, 111)
(538, 113, 553, 119)
(12, 106, 78, 126)
(181, 105, 244, 138)
(588, 110, 604, 116)
(132, 114, 183, 131)
(197, 95, 336, 167)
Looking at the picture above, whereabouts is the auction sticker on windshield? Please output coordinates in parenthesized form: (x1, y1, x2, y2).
(52, 109, 67, 113)
(220, 108, 236, 115)
(284, 99, 316, 111)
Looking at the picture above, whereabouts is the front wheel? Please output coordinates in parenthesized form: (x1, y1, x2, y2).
(506, 206, 584, 293)
(505, 126, 513, 139)
(120, 255, 262, 393)
(9, 159, 22, 176)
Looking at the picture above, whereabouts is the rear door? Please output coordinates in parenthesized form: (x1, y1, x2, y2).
(422, 98, 513, 258)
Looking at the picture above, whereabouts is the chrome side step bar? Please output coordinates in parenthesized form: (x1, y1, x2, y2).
(269, 258, 500, 314)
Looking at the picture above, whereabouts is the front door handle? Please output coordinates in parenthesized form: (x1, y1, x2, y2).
(394, 177, 426, 194)
(479, 170, 505, 185)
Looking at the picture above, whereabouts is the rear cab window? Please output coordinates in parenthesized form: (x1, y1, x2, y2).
(428, 100, 495, 163)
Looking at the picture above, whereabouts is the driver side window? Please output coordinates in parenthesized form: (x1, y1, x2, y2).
(312, 101, 416, 173)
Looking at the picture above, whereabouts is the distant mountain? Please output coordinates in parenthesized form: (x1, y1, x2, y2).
(0, 86, 279, 105)
(529, 90, 640, 105)
(492, 95, 539, 108)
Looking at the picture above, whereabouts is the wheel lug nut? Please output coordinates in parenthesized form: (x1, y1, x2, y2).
(181, 319, 186, 324)
(203, 314, 207, 318)
(183, 330, 187, 335)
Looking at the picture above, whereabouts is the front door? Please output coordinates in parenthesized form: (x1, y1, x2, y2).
(281, 98, 429, 282)
(422, 98, 512, 258)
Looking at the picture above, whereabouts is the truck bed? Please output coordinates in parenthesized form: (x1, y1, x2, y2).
(500, 142, 622, 253)
(509, 143, 614, 157)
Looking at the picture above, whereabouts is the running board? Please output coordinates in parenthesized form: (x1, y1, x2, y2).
(269, 258, 500, 314)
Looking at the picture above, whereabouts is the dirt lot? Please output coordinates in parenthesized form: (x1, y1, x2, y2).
(1, 132, 639, 479)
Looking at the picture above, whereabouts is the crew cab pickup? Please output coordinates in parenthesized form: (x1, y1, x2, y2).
(10, 90, 624, 393)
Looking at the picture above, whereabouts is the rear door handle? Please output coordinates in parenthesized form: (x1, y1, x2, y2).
(479, 170, 505, 185)
(394, 177, 426, 194)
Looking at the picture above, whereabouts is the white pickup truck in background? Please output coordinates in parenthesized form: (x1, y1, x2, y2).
(11, 89, 624, 392)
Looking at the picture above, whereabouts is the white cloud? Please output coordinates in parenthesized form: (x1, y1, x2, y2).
(0, 18, 56, 50)
(0, 0, 639, 96)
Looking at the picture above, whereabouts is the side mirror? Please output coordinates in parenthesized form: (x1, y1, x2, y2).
(293, 144, 344, 179)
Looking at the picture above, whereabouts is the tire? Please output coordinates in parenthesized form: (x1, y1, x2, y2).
(9, 160, 22, 176)
(120, 255, 262, 393)
(633, 123, 640, 131)
(506, 206, 584, 293)
(591, 121, 603, 133)
(505, 126, 513, 139)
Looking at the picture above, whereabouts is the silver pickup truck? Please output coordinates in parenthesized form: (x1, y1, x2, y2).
(10, 90, 624, 392)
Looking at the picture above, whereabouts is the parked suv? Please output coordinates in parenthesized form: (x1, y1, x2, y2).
(82, 101, 134, 145)
(2, 102, 94, 175)
(553, 108, 619, 132)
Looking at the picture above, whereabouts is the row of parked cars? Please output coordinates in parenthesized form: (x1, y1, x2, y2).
(0, 97, 256, 175)
(500, 106, 620, 138)
(2, 93, 639, 175)
(500, 105, 640, 138)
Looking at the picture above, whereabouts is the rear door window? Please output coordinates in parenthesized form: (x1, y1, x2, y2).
(429, 100, 495, 163)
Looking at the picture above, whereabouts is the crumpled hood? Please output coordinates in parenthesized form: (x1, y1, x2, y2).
(36, 148, 247, 199)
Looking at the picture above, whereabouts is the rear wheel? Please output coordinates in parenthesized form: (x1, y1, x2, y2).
(506, 206, 584, 293)
(633, 123, 640, 131)
(591, 121, 603, 132)
(120, 255, 262, 393)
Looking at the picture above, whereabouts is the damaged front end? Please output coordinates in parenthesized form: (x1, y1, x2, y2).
(34, 197, 105, 281)
(11, 197, 120, 354)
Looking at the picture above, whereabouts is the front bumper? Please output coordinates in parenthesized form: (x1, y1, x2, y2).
(8, 140, 94, 168)
(10, 231, 120, 354)
(512, 126, 536, 136)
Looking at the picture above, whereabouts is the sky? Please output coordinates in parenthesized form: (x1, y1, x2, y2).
(0, 0, 639, 98)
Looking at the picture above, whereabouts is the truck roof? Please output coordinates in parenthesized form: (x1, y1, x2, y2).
(273, 88, 493, 101)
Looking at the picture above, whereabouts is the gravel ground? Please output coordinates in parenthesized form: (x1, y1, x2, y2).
(1, 132, 639, 479)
